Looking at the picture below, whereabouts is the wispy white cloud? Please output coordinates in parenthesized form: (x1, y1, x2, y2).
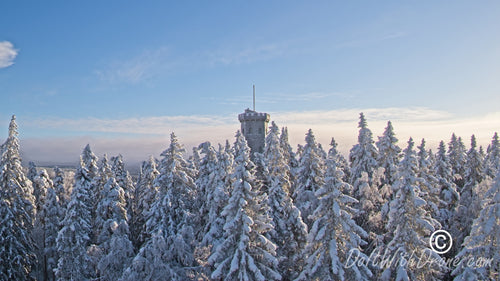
(334, 31, 407, 49)
(94, 42, 287, 85)
(212, 91, 355, 106)
(205, 43, 284, 66)
(95, 47, 170, 84)
(272, 107, 452, 125)
(267, 92, 356, 102)
(19, 108, 500, 165)
(0, 41, 18, 68)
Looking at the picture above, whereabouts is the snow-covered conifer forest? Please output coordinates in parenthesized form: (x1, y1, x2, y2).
(1, 114, 499, 281)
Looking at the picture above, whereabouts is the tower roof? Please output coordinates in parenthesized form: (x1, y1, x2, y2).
(238, 108, 270, 122)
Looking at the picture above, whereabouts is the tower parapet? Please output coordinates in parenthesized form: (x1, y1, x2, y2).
(238, 108, 270, 155)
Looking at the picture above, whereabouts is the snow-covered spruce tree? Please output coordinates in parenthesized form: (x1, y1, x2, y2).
(263, 122, 307, 280)
(31, 163, 50, 280)
(327, 138, 344, 189)
(349, 112, 378, 187)
(33, 169, 52, 213)
(96, 177, 134, 281)
(428, 148, 436, 167)
(219, 140, 235, 184)
(349, 113, 383, 243)
(95, 154, 113, 195)
(317, 143, 328, 161)
(56, 145, 97, 281)
(200, 142, 234, 248)
(89, 155, 111, 229)
(131, 156, 159, 250)
(195, 141, 219, 244)
(374, 122, 402, 244)
(296, 144, 304, 162)
(121, 230, 177, 280)
(123, 133, 198, 280)
(218, 139, 235, 194)
(464, 136, 485, 206)
(81, 144, 99, 179)
(433, 141, 459, 230)
(56, 165, 91, 280)
(223, 139, 234, 158)
(194, 142, 228, 278)
(0, 115, 36, 280)
(92, 155, 114, 239)
(32, 169, 53, 280)
(209, 131, 280, 281)
(188, 146, 201, 176)
(376, 121, 401, 188)
(111, 154, 135, 221)
(53, 167, 68, 210)
(83, 148, 104, 276)
(293, 129, 325, 228)
(479, 145, 486, 158)
(280, 126, 299, 195)
(353, 169, 384, 251)
(41, 185, 62, 281)
(452, 169, 500, 280)
(329, 138, 350, 183)
(376, 138, 444, 281)
(448, 133, 467, 188)
(81, 145, 99, 234)
(297, 138, 372, 281)
(452, 135, 485, 256)
(484, 132, 500, 178)
(416, 139, 442, 227)
(27, 161, 38, 185)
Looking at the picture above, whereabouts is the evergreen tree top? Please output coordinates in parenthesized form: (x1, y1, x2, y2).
(268, 121, 279, 135)
(437, 141, 447, 158)
(280, 126, 289, 141)
(358, 112, 367, 129)
(404, 137, 415, 155)
(401, 137, 418, 174)
(305, 129, 316, 146)
(356, 112, 374, 145)
(99, 154, 113, 177)
(198, 141, 214, 155)
(489, 132, 499, 155)
(435, 140, 453, 178)
(83, 143, 93, 157)
(3, 115, 20, 156)
(234, 130, 251, 161)
(329, 137, 339, 157)
(417, 138, 430, 169)
(377, 121, 400, 151)
(383, 120, 397, 140)
(8, 115, 17, 138)
(80, 144, 98, 178)
(160, 132, 186, 159)
(470, 134, 477, 150)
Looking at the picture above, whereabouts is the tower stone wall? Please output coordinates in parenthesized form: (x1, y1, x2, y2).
(238, 108, 270, 155)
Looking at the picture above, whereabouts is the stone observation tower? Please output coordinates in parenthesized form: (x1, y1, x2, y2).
(238, 85, 270, 155)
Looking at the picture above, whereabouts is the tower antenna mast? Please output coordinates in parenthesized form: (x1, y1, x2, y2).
(253, 84, 256, 111)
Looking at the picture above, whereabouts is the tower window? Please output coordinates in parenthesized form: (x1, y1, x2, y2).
(258, 127, 263, 134)
(242, 128, 244, 134)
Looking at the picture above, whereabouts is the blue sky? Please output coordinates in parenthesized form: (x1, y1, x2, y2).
(1, 1, 500, 165)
